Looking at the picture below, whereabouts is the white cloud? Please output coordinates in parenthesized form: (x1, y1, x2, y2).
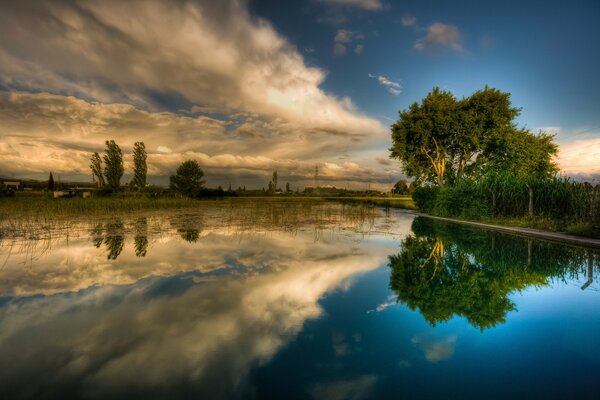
(319, 0, 383, 10)
(354, 44, 364, 54)
(414, 23, 463, 53)
(401, 14, 416, 27)
(368, 74, 401, 95)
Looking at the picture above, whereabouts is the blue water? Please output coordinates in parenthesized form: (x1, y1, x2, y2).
(0, 204, 598, 399)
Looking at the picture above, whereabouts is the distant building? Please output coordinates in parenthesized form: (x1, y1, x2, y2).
(2, 181, 20, 190)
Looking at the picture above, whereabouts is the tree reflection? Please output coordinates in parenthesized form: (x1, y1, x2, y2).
(134, 217, 148, 257)
(171, 214, 203, 243)
(104, 220, 124, 260)
(389, 217, 598, 331)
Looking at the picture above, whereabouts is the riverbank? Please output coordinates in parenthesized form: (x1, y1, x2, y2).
(410, 211, 600, 249)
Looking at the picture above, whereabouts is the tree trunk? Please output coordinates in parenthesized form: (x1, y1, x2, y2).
(528, 186, 534, 218)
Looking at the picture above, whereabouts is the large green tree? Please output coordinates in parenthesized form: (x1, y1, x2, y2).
(132, 141, 147, 190)
(103, 140, 124, 189)
(169, 160, 206, 197)
(390, 86, 557, 185)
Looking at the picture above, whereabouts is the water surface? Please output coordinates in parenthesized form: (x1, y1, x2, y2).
(0, 200, 598, 399)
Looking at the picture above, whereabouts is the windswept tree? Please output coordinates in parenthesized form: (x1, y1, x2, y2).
(90, 152, 105, 188)
(103, 140, 124, 190)
(170, 160, 205, 197)
(133, 141, 147, 190)
(48, 172, 55, 191)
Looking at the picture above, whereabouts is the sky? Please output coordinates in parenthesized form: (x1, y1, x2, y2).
(0, 0, 599, 189)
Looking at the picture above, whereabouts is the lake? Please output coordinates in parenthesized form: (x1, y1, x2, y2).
(0, 200, 598, 399)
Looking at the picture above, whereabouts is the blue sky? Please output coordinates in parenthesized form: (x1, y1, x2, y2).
(0, 0, 598, 186)
(253, 0, 600, 134)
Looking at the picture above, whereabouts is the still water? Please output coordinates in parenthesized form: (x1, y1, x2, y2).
(0, 200, 598, 399)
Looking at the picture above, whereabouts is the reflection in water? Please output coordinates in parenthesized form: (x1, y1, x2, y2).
(389, 217, 600, 330)
(104, 220, 125, 260)
(0, 202, 393, 399)
(134, 217, 148, 257)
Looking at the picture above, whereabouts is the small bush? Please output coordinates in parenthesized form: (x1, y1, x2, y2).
(412, 186, 439, 213)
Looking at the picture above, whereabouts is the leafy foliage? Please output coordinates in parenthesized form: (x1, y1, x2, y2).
(103, 140, 124, 190)
(133, 141, 147, 190)
(390, 86, 558, 185)
(90, 152, 105, 188)
(169, 160, 206, 197)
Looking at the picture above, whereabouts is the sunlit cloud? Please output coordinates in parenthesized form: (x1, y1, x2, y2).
(557, 137, 600, 180)
(414, 23, 463, 53)
(0, 91, 394, 188)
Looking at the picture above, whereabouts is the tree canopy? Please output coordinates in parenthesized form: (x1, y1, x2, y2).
(133, 141, 147, 190)
(390, 86, 558, 186)
(169, 160, 206, 197)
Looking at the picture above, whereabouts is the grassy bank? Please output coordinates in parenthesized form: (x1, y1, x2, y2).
(410, 177, 600, 239)
(0, 193, 393, 221)
(0, 193, 203, 220)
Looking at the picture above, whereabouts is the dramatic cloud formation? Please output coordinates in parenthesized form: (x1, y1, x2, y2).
(368, 74, 402, 95)
(414, 23, 463, 53)
(319, 0, 383, 10)
(0, 0, 393, 188)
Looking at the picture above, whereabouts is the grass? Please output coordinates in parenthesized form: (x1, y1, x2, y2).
(326, 196, 416, 210)
(0, 193, 201, 219)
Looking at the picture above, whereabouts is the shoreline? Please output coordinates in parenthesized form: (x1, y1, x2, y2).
(406, 210, 600, 250)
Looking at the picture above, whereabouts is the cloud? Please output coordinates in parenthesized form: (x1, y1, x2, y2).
(335, 29, 354, 43)
(411, 334, 457, 363)
(334, 43, 348, 56)
(0, 92, 396, 189)
(558, 137, 600, 179)
(318, 0, 383, 10)
(367, 294, 397, 313)
(414, 23, 463, 53)
(333, 29, 365, 57)
(0, 0, 382, 138)
(401, 14, 416, 27)
(368, 74, 401, 95)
